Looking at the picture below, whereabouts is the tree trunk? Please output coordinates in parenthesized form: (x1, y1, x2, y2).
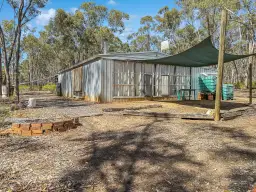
(147, 33, 150, 51)
(4, 57, 11, 97)
(14, 26, 22, 102)
(29, 57, 33, 90)
(0, 27, 11, 97)
(0, 48, 2, 97)
(232, 61, 240, 83)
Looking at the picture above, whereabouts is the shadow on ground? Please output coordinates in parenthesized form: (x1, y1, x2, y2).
(159, 100, 249, 110)
(59, 117, 205, 192)
(0, 137, 49, 152)
(192, 123, 256, 192)
(34, 98, 93, 108)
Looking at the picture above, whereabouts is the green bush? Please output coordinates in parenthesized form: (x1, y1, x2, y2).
(19, 85, 30, 92)
(0, 105, 10, 128)
(253, 81, 256, 88)
(19, 84, 41, 92)
(234, 82, 246, 89)
(42, 83, 56, 93)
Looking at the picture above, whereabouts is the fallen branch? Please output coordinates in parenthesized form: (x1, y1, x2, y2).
(222, 105, 256, 121)
(123, 111, 214, 120)
(103, 104, 162, 112)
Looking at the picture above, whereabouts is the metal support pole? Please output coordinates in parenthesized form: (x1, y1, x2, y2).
(249, 63, 252, 104)
(215, 9, 228, 121)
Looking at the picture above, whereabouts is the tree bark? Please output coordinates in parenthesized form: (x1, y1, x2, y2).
(14, 0, 25, 102)
(215, 9, 228, 121)
(0, 26, 11, 97)
(232, 61, 240, 83)
(14, 26, 22, 102)
(29, 56, 33, 90)
(0, 48, 2, 97)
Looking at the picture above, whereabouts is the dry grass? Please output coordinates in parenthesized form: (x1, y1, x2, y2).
(1, 113, 256, 192)
(0, 90, 256, 191)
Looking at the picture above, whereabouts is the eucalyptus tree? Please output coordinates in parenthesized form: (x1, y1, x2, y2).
(22, 1, 130, 83)
(176, 0, 255, 85)
(0, 0, 47, 100)
(155, 7, 181, 42)
(128, 16, 161, 52)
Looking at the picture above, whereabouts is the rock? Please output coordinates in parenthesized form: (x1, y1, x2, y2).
(206, 110, 214, 116)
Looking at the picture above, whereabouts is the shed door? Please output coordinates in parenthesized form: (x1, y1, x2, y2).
(161, 75, 169, 96)
(72, 67, 83, 95)
(144, 74, 152, 96)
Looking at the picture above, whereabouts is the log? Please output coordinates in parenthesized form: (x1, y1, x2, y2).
(221, 106, 256, 121)
(103, 104, 162, 112)
(123, 111, 179, 118)
(123, 111, 214, 120)
(78, 113, 103, 118)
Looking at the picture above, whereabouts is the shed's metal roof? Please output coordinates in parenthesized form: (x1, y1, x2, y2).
(100, 51, 168, 60)
(59, 51, 167, 74)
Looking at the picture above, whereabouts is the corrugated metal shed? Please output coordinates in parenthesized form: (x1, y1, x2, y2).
(58, 51, 216, 102)
(59, 51, 166, 74)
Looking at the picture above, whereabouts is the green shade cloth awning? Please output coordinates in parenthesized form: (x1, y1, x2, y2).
(145, 36, 255, 67)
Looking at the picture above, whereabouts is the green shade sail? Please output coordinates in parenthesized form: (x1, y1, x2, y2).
(145, 36, 255, 67)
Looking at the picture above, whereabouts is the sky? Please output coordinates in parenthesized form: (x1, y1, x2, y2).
(0, 0, 179, 41)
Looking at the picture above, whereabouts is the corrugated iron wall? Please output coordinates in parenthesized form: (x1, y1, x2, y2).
(112, 61, 215, 99)
(59, 70, 72, 97)
(83, 59, 102, 101)
(101, 59, 114, 102)
(58, 58, 216, 102)
(72, 67, 83, 92)
(59, 59, 103, 101)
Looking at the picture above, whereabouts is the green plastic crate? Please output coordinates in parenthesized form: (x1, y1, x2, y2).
(199, 75, 217, 93)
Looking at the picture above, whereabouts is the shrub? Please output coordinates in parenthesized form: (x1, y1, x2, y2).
(0, 105, 10, 128)
(42, 83, 56, 93)
(19, 85, 41, 92)
(234, 82, 246, 89)
(253, 81, 256, 88)
(19, 85, 30, 92)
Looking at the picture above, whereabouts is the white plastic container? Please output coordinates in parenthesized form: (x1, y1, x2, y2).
(2, 86, 7, 98)
(28, 98, 36, 108)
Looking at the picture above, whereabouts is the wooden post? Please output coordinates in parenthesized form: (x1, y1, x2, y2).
(249, 63, 252, 104)
(189, 67, 192, 100)
(215, 9, 228, 121)
(0, 48, 2, 97)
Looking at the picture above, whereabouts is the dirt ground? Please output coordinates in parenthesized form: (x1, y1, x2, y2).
(0, 90, 256, 192)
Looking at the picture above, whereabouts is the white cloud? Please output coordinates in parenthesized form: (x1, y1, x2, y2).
(36, 8, 56, 26)
(108, 0, 116, 5)
(118, 27, 134, 42)
(26, 23, 33, 29)
(70, 7, 78, 14)
(130, 15, 138, 20)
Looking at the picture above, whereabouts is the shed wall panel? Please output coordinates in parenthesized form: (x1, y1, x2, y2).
(83, 59, 102, 101)
(101, 59, 113, 102)
(72, 67, 83, 92)
(60, 70, 72, 97)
